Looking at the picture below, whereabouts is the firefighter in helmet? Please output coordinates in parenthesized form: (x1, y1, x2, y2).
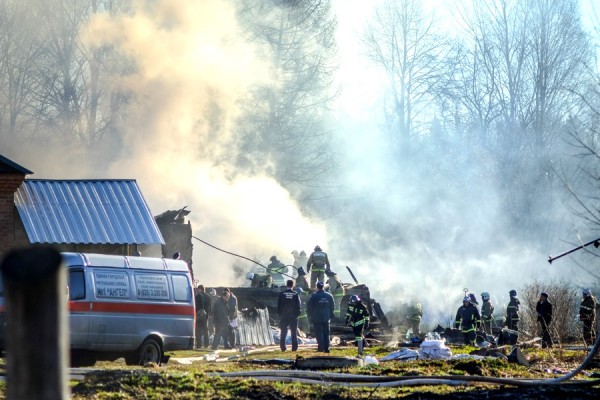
(306, 245, 330, 289)
(345, 295, 370, 349)
(579, 288, 597, 345)
(505, 289, 520, 331)
(267, 255, 287, 287)
(480, 291, 494, 334)
(454, 296, 481, 346)
(325, 270, 345, 318)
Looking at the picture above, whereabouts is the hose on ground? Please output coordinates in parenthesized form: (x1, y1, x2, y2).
(210, 334, 600, 388)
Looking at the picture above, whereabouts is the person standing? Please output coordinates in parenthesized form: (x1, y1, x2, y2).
(291, 250, 308, 275)
(307, 245, 330, 289)
(295, 287, 310, 333)
(295, 267, 310, 292)
(267, 255, 287, 287)
(345, 295, 370, 351)
(406, 301, 423, 336)
(579, 288, 596, 345)
(194, 284, 212, 349)
(278, 280, 301, 351)
(506, 289, 520, 330)
(480, 292, 494, 334)
(225, 288, 238, 348)
(211, 290, 231, 350)
(207, 288, 218, 338)
(454, 296, 481, 346)
(325, 270, 345, 318)
(536, 292, 553, 348)
(307, 281, 335, 353)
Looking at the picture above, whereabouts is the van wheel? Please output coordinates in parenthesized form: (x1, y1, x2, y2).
(137, 338, 162, 366)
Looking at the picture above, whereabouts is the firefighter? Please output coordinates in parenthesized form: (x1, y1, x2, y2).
(406, 301, 423, 335)
(480, 292, 494, 334)
(307, 245, 330, 289)
(292, 250, 309, 272)
(345, 295, 370, 352)
(325, 270, 345, 318)
(295, 287, 310, 333)
(454, 296, 481, 346)
(267, 255, 287, 287)
(579, 288, 597, 345)
(295, 267, 310, 292)
(506, 289, 520, 331)
(536, 292, 553, 348)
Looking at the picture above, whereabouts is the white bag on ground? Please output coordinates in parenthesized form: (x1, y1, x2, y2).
(418, 339, 452, 360)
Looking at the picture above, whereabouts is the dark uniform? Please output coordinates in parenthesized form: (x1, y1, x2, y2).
(211, 292, 231, 350)
(278, 282, 301, 351)
(579, 289, 596, 345)
(194, 286, 212, 348)
(307, 246, 330, 289)
(454, 297, 481, 345)
(307, 282, 335, 352)
(536, 292, 553, 348)
(506, 290, 520, 330)
(345, 296, 370, 346)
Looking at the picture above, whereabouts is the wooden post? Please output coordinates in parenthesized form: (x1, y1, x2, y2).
(0, 246, 68, 400)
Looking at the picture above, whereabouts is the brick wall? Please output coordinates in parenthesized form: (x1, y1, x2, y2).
(0, 173, 29, 259)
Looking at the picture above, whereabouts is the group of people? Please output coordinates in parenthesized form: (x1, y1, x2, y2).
(453, 288, 597, 348)
(194, 285, 239, 350)
(279, 245, 366, 353)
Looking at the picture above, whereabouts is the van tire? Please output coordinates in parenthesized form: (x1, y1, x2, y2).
(127, 338, 162, 366)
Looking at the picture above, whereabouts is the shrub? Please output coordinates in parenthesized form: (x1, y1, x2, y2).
(520, 280, 579, 344)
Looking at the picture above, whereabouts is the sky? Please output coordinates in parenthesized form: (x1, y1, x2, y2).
(3, 0, 599, 326)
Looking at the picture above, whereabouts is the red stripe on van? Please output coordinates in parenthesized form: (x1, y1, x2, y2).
(69, 301, 194, 316)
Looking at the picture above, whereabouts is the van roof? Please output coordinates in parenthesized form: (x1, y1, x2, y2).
(62, 252, 190, 272)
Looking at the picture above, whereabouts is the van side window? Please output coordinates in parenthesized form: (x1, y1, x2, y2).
(68, 270, 86, 300)
(172, 275, 191, 302)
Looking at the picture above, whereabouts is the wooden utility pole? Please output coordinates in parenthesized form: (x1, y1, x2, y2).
(0, 246, 68, 400)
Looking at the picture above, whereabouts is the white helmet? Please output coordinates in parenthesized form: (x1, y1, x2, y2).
(481, 292, 490, 301)
(583, 288, 592, 296)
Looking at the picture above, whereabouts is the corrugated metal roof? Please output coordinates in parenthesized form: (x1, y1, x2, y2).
(14, 179, 165, 245)
(236, 308, 275, 346)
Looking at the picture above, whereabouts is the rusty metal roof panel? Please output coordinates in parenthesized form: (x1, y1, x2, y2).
(14, 179, 165, 245)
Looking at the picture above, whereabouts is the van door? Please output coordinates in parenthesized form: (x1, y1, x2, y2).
(68, 269, 90, 348)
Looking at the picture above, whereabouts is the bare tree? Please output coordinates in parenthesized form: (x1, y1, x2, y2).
(0, 0, 43, 140)
(363, 0, 455, 157)
(235, 0, 339, 202)
(445, 0, 591, 238)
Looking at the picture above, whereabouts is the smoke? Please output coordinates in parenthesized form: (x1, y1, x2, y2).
(326, 0, 591, 327)
(1, 0, 594, 329)
(2, 0, 326, 285)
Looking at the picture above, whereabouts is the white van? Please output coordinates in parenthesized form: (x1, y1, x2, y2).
(0, 252, 195, 366)
(64, 252, 196, 366)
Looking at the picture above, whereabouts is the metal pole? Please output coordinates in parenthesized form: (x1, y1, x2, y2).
(548, 238, 600, 263)
(0, 246, 68, 400)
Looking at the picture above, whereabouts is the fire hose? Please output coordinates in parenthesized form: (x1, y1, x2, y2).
(210, 334, 600, 388)
(192, 236, 297, 279)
